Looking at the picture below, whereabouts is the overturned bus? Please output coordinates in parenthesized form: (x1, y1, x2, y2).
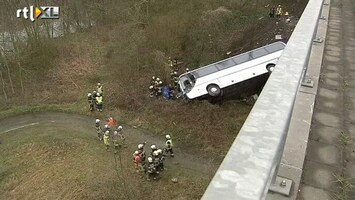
(178, 41, 286, 100)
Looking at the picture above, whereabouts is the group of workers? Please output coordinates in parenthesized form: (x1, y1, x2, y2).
(95, 116, 175, 181)
(148, 57, 190, 99)
(95, 117, 125, 154)
(149, 76, 165, 97)
(133, 134, 174, 181)
(87, 83, 104, 112)
(269, 4, 283, 18)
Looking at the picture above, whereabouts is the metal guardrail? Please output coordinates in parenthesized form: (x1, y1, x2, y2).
(201, 0, 325, 199)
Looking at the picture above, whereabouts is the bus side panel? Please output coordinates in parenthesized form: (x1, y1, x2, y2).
(217, 62, 267, 89)
(184, 49, 283, 99)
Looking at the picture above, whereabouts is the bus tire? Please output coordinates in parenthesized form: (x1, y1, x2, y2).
(266, 64, 276, 72)
(207, 84, 221, 97)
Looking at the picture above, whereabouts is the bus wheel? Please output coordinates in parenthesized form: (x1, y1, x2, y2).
(266, 64, 276, 72)
(207, 84, 221, 97)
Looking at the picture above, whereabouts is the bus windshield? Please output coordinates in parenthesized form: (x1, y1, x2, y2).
(180, 73, 196, 92)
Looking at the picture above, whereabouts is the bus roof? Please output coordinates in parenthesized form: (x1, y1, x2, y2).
(190, 42, 286, 78)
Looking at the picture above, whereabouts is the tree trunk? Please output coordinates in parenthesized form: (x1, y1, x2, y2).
(0, 70, 8, 101)
(18, 62, 24, 94)
(6, 63, 15, 94)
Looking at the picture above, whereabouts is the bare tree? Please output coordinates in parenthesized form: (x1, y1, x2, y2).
(0, 69, 8, 101)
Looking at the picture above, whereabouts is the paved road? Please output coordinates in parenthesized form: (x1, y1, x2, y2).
(298, 0, 355, 199)
(0, 112, 217, 175)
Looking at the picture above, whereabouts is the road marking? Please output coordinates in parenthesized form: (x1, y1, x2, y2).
(1, 122, 40, 134)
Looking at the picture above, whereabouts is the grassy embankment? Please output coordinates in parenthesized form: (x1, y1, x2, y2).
(0, 123, 209, 200)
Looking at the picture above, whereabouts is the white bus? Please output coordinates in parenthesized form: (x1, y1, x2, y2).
(178, 41, 286, 99)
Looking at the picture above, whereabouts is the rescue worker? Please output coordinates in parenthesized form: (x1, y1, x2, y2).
(138, 143, 147, 166)
(157, 81, 163, 96)
(103, 131, 110, 151)
(149, 85, 155, 97)
(107, 117, 117, 129)
(116, 125, 125, 147)
(150, 144, 157, 156)
(165, 134, 174, 157)
(104, 124, 110, 133)
(92, 90, 98, 108)
(150, 76, 156, 85)
(152, 150, 160, 171)
(88, 93, 94, 111)
(276, 5, 282, 18)
(133, 151, 143, 173)
(170, 70, 178, 80)
(269, 6, 275, 18)
(153, 78, 160, 96)
(168, 57, 173, 68)
(92, 90, 97, 98)
(95, 119, 103, 141)
(146, 157, 159, 181)
(112, 131, 120, 154)
(157, 149, 165, 171)
(96, 93, 103, 112)
(97, 83, 103, 96)
(185, 68, 190, 73)
(170, 70, 179, 87)
(173, 76, 179, 89)
(155, 77, 160, 86)
(172, 57, 178, 70)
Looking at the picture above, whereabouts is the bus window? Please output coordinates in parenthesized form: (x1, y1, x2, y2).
(188, 74, 196, 84)
(184, 80, 191, 88)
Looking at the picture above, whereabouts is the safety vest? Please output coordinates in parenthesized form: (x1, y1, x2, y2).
(97, 86, 103, 94)
(104, 135, 110, 145)
(96, 96, 103, 105)
(276, 7, 282, 15)
(166, 139, 173, 148)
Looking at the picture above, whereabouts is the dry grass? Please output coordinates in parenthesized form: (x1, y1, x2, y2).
(0, 123, 211, 200)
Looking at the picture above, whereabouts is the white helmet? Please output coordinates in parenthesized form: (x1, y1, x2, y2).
(151, 144, 157, 150)
(165, 134, 171, 139)
(173, 71, 177, 75)
(152, 76, 156, 80)
(104, 124, 109, 128)
(96, 119, 100, 123)
(149, 85, 154, 89)
(97, 83, 101, 86)
(186, 68, 190, 72)
(114, 131, 118, 134)
(97, 93, 100, 97)
(159, 81, 163, 84)
(157, 149, 163, 154)
(117, 126, 123, 131)
(147, 157, 153, 162)
(88, 93, 92, 97)
(153, 151, 159, 156)
(138, 144, 144, 149)
(156, 78, 160, 81)
(93, 90, 97, 94)
(105, 131, 109, 135)
(134, 151, 139, 155)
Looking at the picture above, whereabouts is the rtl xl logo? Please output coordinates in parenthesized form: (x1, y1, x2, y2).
(16, 6, 60, 22)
